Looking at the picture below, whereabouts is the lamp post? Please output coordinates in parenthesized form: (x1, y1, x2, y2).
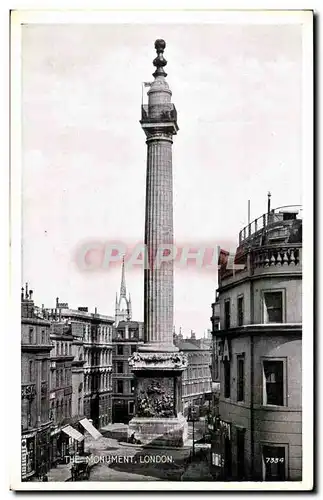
(187, 406, 199, 459)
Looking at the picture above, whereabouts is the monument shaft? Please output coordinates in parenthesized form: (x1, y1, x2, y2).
(143, 135, 174, 351)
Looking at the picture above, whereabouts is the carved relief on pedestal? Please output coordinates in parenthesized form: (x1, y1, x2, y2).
(136, 378, 174, 418)
(129, 351, 187, 371)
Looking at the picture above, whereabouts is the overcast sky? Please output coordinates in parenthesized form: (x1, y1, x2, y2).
(22, 22, 303, 337)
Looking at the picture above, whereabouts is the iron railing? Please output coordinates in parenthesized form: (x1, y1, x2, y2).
(239, 205, 302, 244)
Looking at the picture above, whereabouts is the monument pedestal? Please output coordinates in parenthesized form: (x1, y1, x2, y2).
(128, 415, 187, 447)
(128, 351, 188, 447)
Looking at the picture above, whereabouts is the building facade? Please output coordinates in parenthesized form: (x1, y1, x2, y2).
(49, 312, 84, 466)
(112, 320, 144, 423)
(70, 321, 85, 420)
(211, 204, 302, 481)
(174, 333, 212, 417)
(46, 301, 114, 430)
(21, 285, 53, 481)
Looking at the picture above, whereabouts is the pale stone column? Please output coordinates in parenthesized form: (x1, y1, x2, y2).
(143, 136, 174, 351)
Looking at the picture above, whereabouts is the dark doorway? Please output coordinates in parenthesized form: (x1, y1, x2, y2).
(224, 436, 232, 479)
(112, 403, 129, 424)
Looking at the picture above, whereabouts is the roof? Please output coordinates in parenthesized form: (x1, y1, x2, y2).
(59, 308, 114, 323)
(116, 321, 142, 328)
(177, 341, 203, 351)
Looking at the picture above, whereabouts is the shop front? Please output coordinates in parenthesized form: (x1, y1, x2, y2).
(35, 425, 51, 478)
(49, 426, 61, 467)
(61, 424, 85, 459)
(21, 431, 37, 481)
(210, 419, 231, 480)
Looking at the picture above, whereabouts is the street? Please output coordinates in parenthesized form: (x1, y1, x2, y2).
(81, 423, 211, 482)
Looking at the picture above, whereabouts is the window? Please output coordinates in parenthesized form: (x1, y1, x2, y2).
(65, 343, 68, 355)
(117, 362, 123, 374)
(131, 345, 137, 355)
(29, 328, 34, 344)
(130, 329, 137, 339)
(117, 345, 123, 356)
(224, 300, 231, 329)
(237, 356, 245, 402)
(263, 291, 283, 323)
(236, 428, 245, 479)
(29, 360, 33, 382)
(41, 330, 46, 344)
(224, 361, 231, 398)
(41, 360, 46, 381)
(130, 380, 135, 393)
(129, 401, 135, 414)
(27, 400, 32, 427)
(263, 360, 284, 406)
(237, 296, 244, 326)
(117, 380, 123, 394)
(262, 445, 286, 481)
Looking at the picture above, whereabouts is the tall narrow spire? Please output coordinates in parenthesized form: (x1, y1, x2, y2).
(120, 256, 127, 298)
(115, 257, 132, 326)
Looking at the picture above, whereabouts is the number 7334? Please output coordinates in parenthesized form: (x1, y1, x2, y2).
(266, 457, 285, 464)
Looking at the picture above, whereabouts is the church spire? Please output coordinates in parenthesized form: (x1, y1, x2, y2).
(120, 256, 127, 298)
(115, 257, 132, 326)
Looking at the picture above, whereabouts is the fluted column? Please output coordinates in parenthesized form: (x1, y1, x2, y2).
(141, 134, 175, 352)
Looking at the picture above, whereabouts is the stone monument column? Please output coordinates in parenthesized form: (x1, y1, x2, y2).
(128, 40, 188, 447)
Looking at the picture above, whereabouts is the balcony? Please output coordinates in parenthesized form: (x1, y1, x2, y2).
(220, 243, 302, 285)
(21, 383, 36, 400)
(141, 103, 177, 122)
(251, 244, 301, 270)
(140, 104, 179, 134)
(219, 205, 302, 285)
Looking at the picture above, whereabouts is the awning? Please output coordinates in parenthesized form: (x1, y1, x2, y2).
(62, 425, 84, 442)
(79, 418, 102, 440)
